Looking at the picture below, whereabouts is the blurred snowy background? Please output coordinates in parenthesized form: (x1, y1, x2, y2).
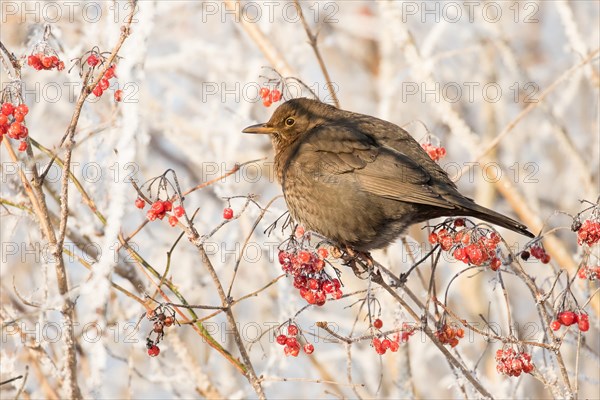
(1, 1, 599, 398)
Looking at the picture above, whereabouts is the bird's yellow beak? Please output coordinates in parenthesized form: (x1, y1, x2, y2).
(242, 123, 275, 134)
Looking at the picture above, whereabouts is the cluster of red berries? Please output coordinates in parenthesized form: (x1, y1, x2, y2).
(372, 336, 400, 355)
(145, 304, 177, 357)
(0, 102, 30, 151)
(371, 321, 415, 355)
(279, 243, 342, 305)
(88, 56, 119, 100)
(27, 52, 65, 71)
(259, 87, 282, 107)
(550, 311, 589, 332)
(275, 324, 314, 357)
(434, 324, 465, 348)
(577, 265, 599, 281)
(576, 219, 600, 247)
(135, 198, 185, 227)
(421, 143, 447, 161)
(495, 348, 534, 377)
(428, 220, 503, 270)
(519, 244, 551, 264)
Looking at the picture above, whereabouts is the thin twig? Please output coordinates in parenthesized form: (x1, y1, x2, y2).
(293, 0, 340, 107)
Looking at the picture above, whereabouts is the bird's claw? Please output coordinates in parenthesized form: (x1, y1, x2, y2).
(340, 246, 374, 279)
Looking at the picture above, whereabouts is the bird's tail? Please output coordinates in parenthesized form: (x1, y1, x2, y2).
(459, 201, 535, 238)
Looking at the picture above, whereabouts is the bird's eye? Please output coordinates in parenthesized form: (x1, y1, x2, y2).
(285, 117, 295, 126)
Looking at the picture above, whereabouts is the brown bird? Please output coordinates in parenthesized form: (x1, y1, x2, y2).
(243, 98, 534, 251)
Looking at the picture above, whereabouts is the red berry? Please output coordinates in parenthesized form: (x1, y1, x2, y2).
(168, 215, 178, 227)
(223, 207, 233, 219)
(550, 320, 561, 331)
(105, 65, 116, 79)
(297, 251, 311, 264)
(314, 290, 326, 306)
(307, 278, 319, 290)
(87, 54, 99, 67)
(7, 122, 22, 138)
(287, 344, 300, 357)
(162, 200, 172, 212)
(453, 247, 466, 262)
(276, 334, 287, 345)
(16, 104, 28, 116)
(262, 98, 272, 107)
(466, 244, 483, 265)
(151, 201, 165, 214)
(322, 280, 334, 293)
(373, 318, 383, 329)
(57, 61, 65, 71)
(271, 89, 282, 102)
(302, 290, 316, 304)
(490, 257, 501, 271)
(317, 248, 328, 259)
(27, 55, 38, 66)
(135, 198, 146, 209)
(259, 87, 270, 99)
(114, 89, 123, 102)
(287, 324, 298, 336)
(428, 232, 438, 244)
(558, 311, 577, 326)
(174, 206, 184, 217)
(99, 78, 110, 90)
(293, 276, 307, 289)
(18, 125, 28, 139)
(578, 317, 589, 332)
(41, 56, 53, 68)
(1, 103, 14, 116)
(530, 245, 543, 259)
(0, 114, 7, 125)
(147, 345, 160, 357)
(146, 210, 157, 221)
(303, 343, 314, 354)
(294, 226, 305, 237)
(18, 141, 27, 152)
(540, 253, 551, 264)
(440, 236, 453, 250)
(92, 85, 103, 97)
(332, 290, 343, 300)
(460, 232, 471, 246)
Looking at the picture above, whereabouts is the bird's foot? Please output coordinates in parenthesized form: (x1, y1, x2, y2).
(337, 246, 374, 279)
(394, 273, 409, 287)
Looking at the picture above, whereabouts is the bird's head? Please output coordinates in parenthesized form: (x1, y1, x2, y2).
(243, 98, 333, 151)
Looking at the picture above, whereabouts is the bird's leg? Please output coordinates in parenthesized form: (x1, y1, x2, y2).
(397, 244, 440, 285)
(336, 246, 363, 277)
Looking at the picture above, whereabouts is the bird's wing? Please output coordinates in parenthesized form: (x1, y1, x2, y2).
(296, 124, 456, 209)
(354, 116, 459, 189)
